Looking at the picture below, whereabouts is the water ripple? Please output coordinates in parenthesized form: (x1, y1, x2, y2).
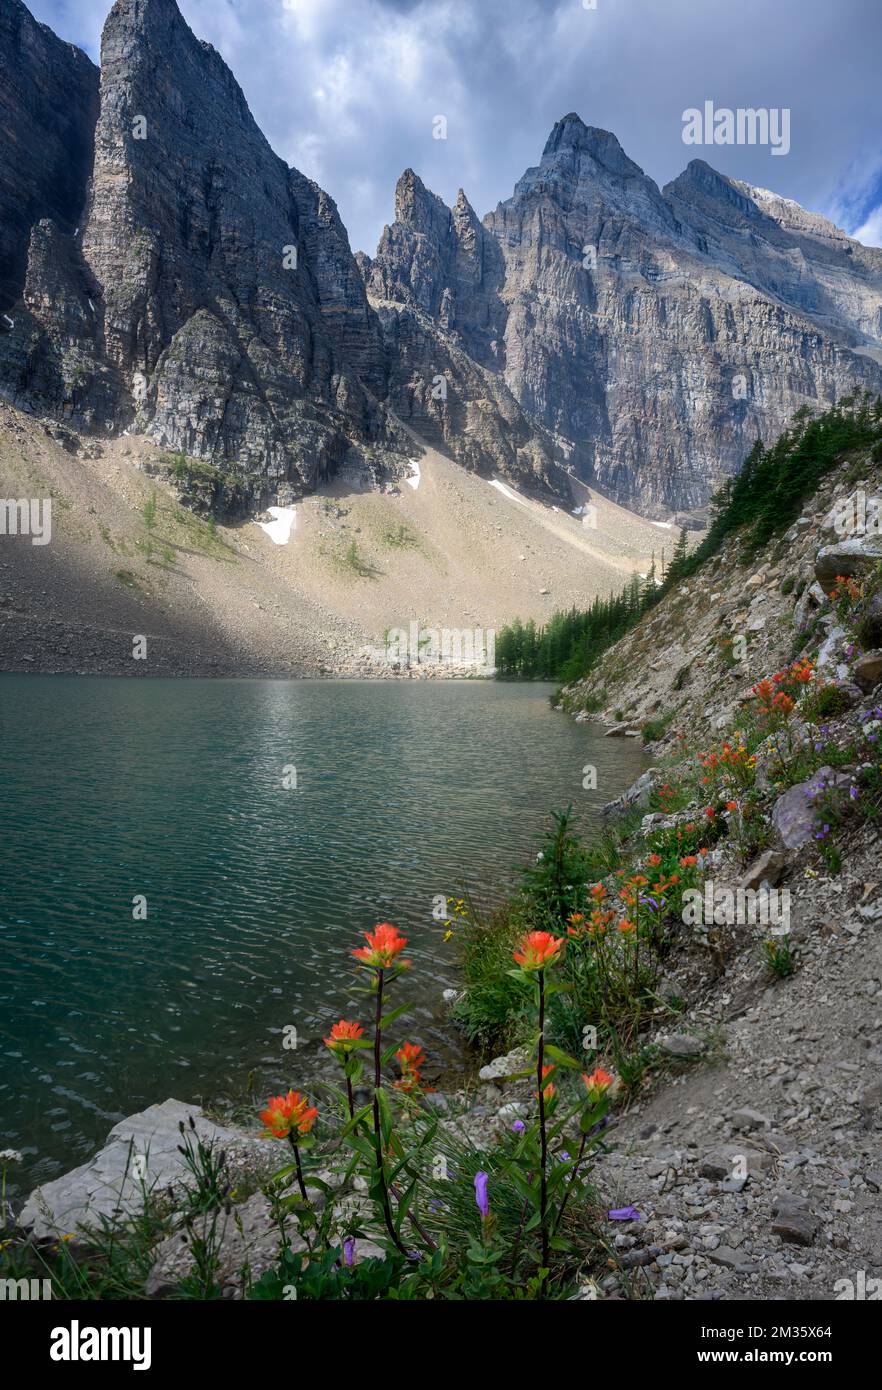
(0, 675, 645, 1188)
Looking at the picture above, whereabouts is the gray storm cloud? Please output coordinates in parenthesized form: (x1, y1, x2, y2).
(28, 0, 882, 253)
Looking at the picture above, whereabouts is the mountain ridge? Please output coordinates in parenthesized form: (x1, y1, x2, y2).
(1, 0, 881, 519)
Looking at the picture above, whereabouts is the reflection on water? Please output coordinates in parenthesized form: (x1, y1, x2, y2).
(0, 675, 646, 1188)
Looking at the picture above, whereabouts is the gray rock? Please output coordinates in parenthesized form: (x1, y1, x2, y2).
(815, 537, 882, 589)
(145, 1193, 291, 1299)
(793, 581, 829, 633)
(3, 15, 882, 515)
(860, 590, 882, 648)
(19, 1099, 267, 1240)
(0, 0, 98, 311)
(771, 1193, 819, 1246)
(853, 650, 882, 693)
(659, 1034, 705, 1058)
(603, 768, 657, 817)
(831, 679, 865, 708)
(858, 1077, 882, 1127)
(816, 627, 848, 671)
(706, 1245, 758, 1272)
(698, 1145, 773, 1181)
(498, 1101, 529, 1123)
(772, 766, 851, 850)
(731, 1108, 772, 1132)
(738, 850, 787, 891)
(478, 1045, 532, 1083)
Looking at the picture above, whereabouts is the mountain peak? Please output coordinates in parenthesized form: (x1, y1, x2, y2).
(541, 113, 629, 169)
(104, 0, 183, 38)
(664, 159, 761, 218)
(393, 168, 453, 240)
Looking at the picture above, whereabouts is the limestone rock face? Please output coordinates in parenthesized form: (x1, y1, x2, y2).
(363, 171, 564, 497)
(1, 0, 409, 503)
(3, 5, 882, 516)
(0, 0, 98, 310)
(369, 114, 882, 514)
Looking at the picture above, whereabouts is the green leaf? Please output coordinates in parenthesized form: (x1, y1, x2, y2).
(379, 1002, 413, 1029)
(505, 1168, 539, 1207)
(547, 1161, 577, 1193)
(387, 1129, 437, 1186)
(376, 1085, 394, 1145)
(268, 1162, 300, 1183)
(339, 1102, 373, 1138)
(579, 1098, 609, 1133)
(543, 1043, 582, 1071)
(393, 1178, 418, 1236)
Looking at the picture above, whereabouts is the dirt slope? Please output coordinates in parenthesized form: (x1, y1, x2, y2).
(0, 402, 669, 676)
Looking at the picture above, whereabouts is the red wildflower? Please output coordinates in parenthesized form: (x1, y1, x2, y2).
(353, 922, 410, 970)
(536, 1064, 556, 1101)
(259, 1090, 318, 1140)
(512, 931, 564, 971)
(394, 1041, 426, 1093)
(323, 1019, 364, 1057)
(582, 1067, 614, 1100)
(753, 678, 775, 704)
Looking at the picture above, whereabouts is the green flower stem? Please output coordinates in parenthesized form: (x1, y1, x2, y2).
(553, 1130, 588, 1237)
(372, 968, 409, 1256)
(537, 968, 549, 1272)
(345, 1072, 355, 1122)
(287, 1133, 309, 1204)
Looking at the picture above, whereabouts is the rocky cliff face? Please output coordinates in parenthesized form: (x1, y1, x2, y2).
(0, 0, 414, 505)
(2, 3, 882, 516)
(361, 171, 562, 497)
(0, 0, 98, 311)
(369, 114, 882, 514)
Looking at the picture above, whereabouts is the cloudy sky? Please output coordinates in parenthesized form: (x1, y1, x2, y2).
(29, 0, 882, 255)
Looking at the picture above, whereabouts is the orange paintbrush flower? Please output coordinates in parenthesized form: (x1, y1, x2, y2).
(323, 1019, 365, 1057)
(352, 922, 410, 970)
(512, 930, 564, 971)
(536, 1064, 556, 1101)
(582, 1067, 614, 1101)
(753, 677, 775, 704)
(394, 1041, 426, 1093)
(396, 1041, 425, 1069)
(259, 1090, 318, 1140)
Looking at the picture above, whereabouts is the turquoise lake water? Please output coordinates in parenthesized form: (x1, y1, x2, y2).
(0, 675, 646, 1190)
